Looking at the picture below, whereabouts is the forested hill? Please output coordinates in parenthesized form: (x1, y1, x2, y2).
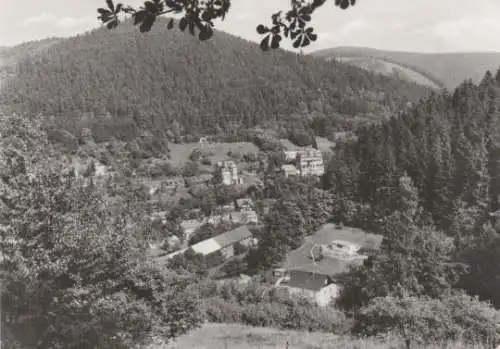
(331, 69, 500, 239)
(324, 69, 500, 306)
(0, 18, 431, 140)
(0, 38, 61, 82)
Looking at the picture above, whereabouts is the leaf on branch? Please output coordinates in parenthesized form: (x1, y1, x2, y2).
(133, 10, 147, 25)
(270, 34, 281, 49)
(188, 21, 196, 36)
(106, 0, 115, 13)
(106, 18, 119, 29)
(165, 0, 183, 12)
(139, 14, 156, 32)
(97, 8, 113, 22)
(178, 17, 187, 31)
(335, 0, 356, 10)
(256, 25, 269, 35)
(97, 3, 121, 28)
(167, 18, 174, 29)
(198, 25, 214, 41)
(292, 36, 302, 48)
(260, 35, 270, 51)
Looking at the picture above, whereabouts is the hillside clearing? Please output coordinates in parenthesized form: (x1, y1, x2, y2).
(159, 323, 486, 349)
(315, 137, 335, 154)
(335, 56, 442, 90)
(162, 323, 339, 349)
(168, 142, 259, 167)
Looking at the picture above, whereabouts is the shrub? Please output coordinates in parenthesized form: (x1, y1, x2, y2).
(198, 280, 349, 334)
(354, 292, 500, 345)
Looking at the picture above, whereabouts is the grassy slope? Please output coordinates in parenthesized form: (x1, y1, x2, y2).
(312, 46, 500, 90)
(156, 323, 486, 349)
(335, 56, 443, 90)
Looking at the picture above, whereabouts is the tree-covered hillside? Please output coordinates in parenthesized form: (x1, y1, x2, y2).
(0, 19, 431, 140)
(325, 69, 500, 307)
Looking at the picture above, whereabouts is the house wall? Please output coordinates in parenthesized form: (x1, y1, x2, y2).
(286, 283, 339, 307)
(284, 150, 300, 161)
(298, 156, 325, 177)
(286, 287, 317, 302)
(315, 284, 340, 307)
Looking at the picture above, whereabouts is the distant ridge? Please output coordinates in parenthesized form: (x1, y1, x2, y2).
(312, 46, 500, 90)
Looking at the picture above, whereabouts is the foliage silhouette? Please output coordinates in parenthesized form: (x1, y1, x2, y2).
(97, 0, 356, 50)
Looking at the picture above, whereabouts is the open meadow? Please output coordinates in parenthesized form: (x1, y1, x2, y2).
(168, 142, 260, 167)
(160, 323, 488, 349)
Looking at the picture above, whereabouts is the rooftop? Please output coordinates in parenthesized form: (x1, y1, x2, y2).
(282, 164, 298, 172)
(159, 225, 253, 262)
(211, 225, 253, 247)
(236, 198, 254, 206)
(279, 139, 306, 150)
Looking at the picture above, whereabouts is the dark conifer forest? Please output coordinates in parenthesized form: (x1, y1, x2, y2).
(1, 19, 431, 141)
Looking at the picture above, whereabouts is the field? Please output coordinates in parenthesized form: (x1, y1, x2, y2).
(280, 138, 335, 155)
(168, 142, 260, 167)
(158, 323, 487, 349)
(162, 323, 339, 349)
(335, 56, 442, 90)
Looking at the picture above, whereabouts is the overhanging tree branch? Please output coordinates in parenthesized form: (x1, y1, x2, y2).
(97, 0, 356, 50)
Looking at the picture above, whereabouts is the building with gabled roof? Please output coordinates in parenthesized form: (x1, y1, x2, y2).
(280, 224, 383, 306)
(297, 148, 324, 177)
(161, 225, 256, 263)
(281, 164, 299, 178)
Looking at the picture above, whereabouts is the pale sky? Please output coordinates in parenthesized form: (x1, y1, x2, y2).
(2, 0, 500, 53)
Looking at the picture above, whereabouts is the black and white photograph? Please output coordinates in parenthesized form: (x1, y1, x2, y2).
(2, 1, 500, 348)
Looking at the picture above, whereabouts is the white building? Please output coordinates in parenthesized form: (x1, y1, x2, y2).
(297, 148, 325, 177)
(217, 161, 242, 185)
(282, 164, 299, 178)
(283, 149, 302, 162)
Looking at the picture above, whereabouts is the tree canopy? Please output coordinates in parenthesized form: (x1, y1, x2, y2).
(0, 112, 203, 349)
(97, 0, 356, 50)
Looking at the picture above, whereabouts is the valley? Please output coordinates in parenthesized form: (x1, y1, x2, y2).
(1, 13, 500, 349)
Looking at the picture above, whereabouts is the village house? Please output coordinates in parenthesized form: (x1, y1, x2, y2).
(279, 139, 325, 177)
(230, 210, 259, 225)
(279, 224, 383, 307)
(281, 164, 299, 178)
(221, 203, 236, 213)
(164, 176, 186, 189)
(236, 198, 254, 211)
(280, 138, 304, 161)
(283, 149, 302, 162)
(162, 225, 256, 262)
(297, 148, 325, 177)
(217, 160, 243, 185)
(207, 213, 232, 225)
(180, 218, 206, 243)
